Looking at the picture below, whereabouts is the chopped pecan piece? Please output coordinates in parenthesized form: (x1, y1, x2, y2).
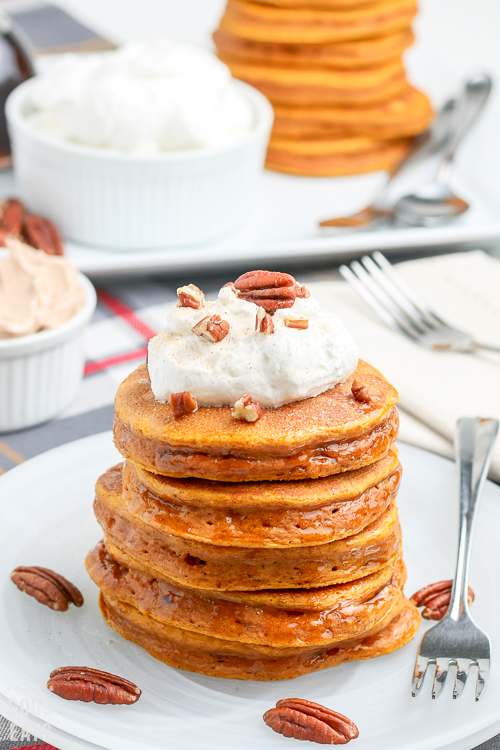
(177, 284, 205, 309)
(192, 314, 230, 342)
(47, 667, 141, 705)
(234, 270, 297, 314)
(222, 281, 239, 295)
(170, 391, 198, 418)
(23, 213, 64, 255)
(264, 698, 359, 745)
(351, 381, 371, 403)
(0, 198, 24, 236)
(232, 395, 262, 423)
(411, 580, 475, 620)
(284, 316, 308, 330)
(255, 307, 274, 334)
(11, 566, 83, 611)
(295, 283, 310, 298)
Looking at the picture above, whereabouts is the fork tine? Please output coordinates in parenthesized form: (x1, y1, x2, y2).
(453, 658, 470, 699)
(476, 660, 490, 701)
(360, 255, 434, 334)
(340, 262, 422, 342)
(372, 251, 448, 328)
(411, 655, 430, 697)
(432, 658, 449, 699)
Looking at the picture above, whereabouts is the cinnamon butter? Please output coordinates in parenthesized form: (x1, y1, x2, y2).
(0, 237, 84, 339)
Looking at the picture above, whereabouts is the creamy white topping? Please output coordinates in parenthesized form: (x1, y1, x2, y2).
(0, 238, 85, 339)
(25, 40, 254, 153)
(148, 285, 358, 407)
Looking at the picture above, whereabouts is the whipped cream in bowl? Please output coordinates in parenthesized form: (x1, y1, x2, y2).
(148, 272, 358, 409)
(5, 40, 274, 250)
(23, 40, 255, 154)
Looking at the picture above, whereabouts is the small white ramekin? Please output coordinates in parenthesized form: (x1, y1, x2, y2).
(0, 274, 96, 432)
(6, 79, 274, 251)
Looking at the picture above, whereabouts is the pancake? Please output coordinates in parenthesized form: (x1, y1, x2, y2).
(122, 450, 401, 547)
(220, 57, 407, 106)
(94, 467, 402, 590)
(254, 0, 389, 7)
(213, 28, 415, 70)
(266, 134, 410, 176)
(100, 593, 420, 680)
(113, 360, 399, 482)
(272, 86, 433, 140)
(219, 0, 417, 45)
(87, 541, 406, 648)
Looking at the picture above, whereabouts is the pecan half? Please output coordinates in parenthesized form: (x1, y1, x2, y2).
(11, 566, 83, 611)
(351, 381, 371, 403)
(284, 316, 308, 330)
(232, 395, 262, 422)
(234, 270, 297, 314)
(411, 580, 475, 620)
(256, 307, 274, 334)
(0, 198, 24, 236)
(177, 284, 205, 309)
(23, 213, 64, 256)
(264, 699, 359, 745)
(192, 314, 230, 342)
(47, 667, 141, 705)
(170, 391, 198, 418)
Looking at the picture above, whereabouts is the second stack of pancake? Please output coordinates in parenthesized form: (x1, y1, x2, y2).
(86, 358, 420, 680)
(214, 0, 433, 175)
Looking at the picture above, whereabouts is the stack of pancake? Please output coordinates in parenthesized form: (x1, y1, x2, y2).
(86, 359, 420, 680)
(213, 0, 433, 176)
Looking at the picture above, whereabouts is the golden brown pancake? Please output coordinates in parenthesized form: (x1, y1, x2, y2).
(94, 466, 402, 590)
(122, 450, 401, 547)
(100, 593, 420, 680)
(253, 0, 392, 8)
(219, 0, 418, 44)
(113, 360, 399, 482)
(87, 541, 406, 647)
(221, 57, 407, 106)
(272, 86, 433, 140)
(213, 27, 414, 70)
(266, 134, 410, 176)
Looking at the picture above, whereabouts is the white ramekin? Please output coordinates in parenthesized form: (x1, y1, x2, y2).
(6, 79, 274, 251)
(0, 274, 96, 432)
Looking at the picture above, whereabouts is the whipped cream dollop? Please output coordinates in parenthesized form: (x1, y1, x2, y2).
(24, 40, 254, 154)
(148, 283, 358, 408)
(0, 238, 85, 339)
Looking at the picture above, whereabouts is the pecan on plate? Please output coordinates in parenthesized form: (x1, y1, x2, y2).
(351, 381, 371, 403)
(0, 198, 24, 236)
(255, 307, 274, 334)
(23, 213, 64, 256)
(192, 314, 229, 342)
(411, 580, 475, 620)
(47, 666, 141, 705)
(11, 566, 84, 611)
(264, 699, 359, 745)
(284, 316, 308, 330)
(232, 395, 262, 423)
(234, 270, 297, 314)
(177, 284, 205, 309)
(170, 391, 198, 418)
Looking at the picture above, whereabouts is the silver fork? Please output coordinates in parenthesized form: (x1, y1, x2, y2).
(412, 417, 498, 700)
(339, 252, 500, 353)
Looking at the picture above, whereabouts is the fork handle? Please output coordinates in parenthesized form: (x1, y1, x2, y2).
(448, 418, 498, 621)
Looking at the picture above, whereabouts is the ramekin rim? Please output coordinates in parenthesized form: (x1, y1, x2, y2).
(6, 78, 274, 163)
(0, 273, 96, 352)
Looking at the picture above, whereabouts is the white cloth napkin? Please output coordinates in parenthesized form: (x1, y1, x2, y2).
(307, 250, 500, 481)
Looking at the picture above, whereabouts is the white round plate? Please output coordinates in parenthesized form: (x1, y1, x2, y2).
(0, 433, 499, 750)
